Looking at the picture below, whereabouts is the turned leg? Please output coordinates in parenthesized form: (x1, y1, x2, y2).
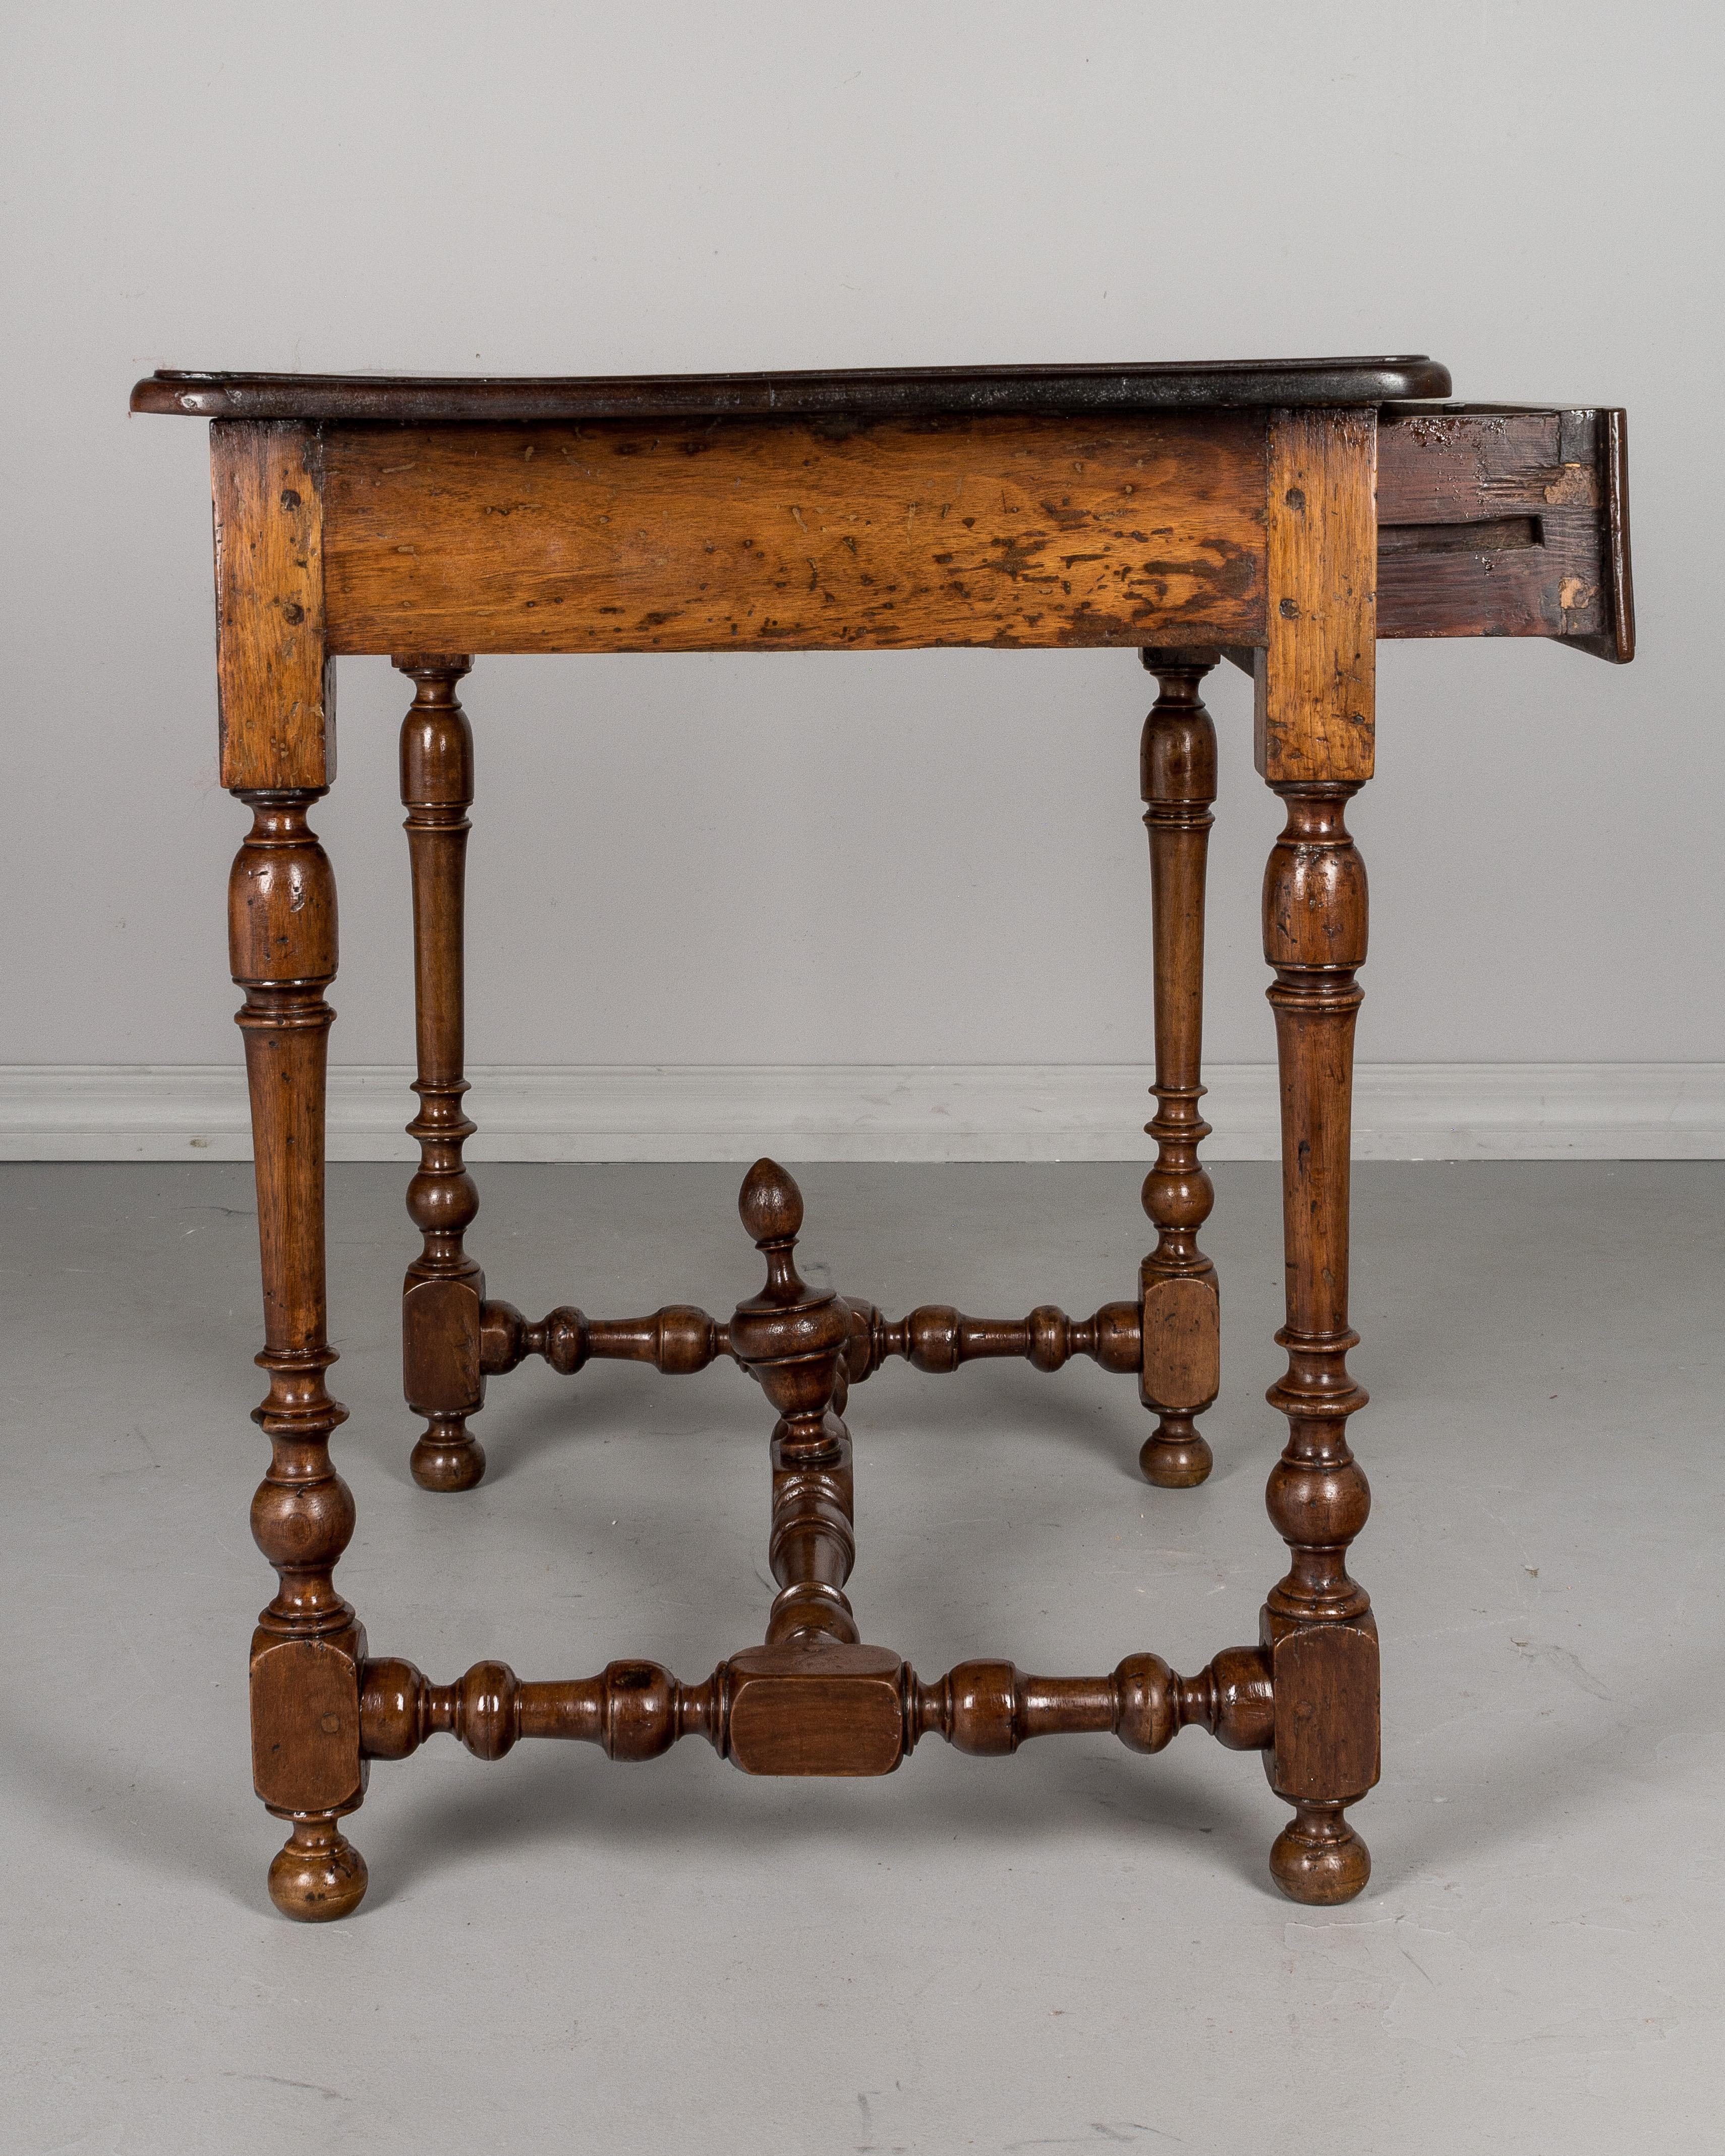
(232, 791, 369, 1920)
(397, 655, 487, 1491)
(1250, 404, 1381, 1904)
(1258, 785, 1377, 1903)
(1137, 649, 1221, 1486)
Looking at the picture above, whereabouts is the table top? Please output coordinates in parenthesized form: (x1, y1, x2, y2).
(130, 355, 1451, 424)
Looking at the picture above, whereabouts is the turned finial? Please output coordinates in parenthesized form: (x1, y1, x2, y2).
(729, 1159, 857, 1641)
(739, 1157, 803, 1250)
(738, 1159, 811, 1313)
(729, 1160, 846, 1391)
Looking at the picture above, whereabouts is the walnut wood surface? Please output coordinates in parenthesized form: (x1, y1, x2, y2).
(317, 414, 1268, 655)
(134, 354, 1453, 422)
(1376, 404, 1634, 658)
(1255, 408, 1377, 783)
(211, 424, 335, 790)
(199, 403, 1633, 667)
(177, 390, 1638, 667)
(310, 407, 1632, 660)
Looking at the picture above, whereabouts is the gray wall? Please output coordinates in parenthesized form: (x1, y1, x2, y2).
(6, 1, 1720, 1074)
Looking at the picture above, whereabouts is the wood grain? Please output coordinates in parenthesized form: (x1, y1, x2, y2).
(1375, 404, 1627, 651)
(212, 422, 334, 790)
(1254, 409, 1377, 785)
(726, 1644, 905, 1775)
(320, 415, 1268, 655)
(1269, 1620, 1380, 1800)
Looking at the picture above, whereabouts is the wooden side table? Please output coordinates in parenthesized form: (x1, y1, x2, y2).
(132, 357, 1635, 1920)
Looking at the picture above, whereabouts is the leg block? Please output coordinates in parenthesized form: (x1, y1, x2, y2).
(1262, 1614, 1378, 1904)
(250, 1621, 369, 1819)
(404, 1271, 486, 1490)
(725, 1644, 906, 1776)
(1138, 1271, 1221, 1486)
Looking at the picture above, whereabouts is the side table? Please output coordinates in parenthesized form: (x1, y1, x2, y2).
(131, 357, 1634, 1918)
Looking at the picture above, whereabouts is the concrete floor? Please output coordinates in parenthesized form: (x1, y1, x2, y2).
(3, 1159, 1721, 2153)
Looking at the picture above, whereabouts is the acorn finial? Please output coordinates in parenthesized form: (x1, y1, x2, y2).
(738, 1158, 803, 1246)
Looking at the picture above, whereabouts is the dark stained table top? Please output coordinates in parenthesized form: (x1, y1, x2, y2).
(131, 356, 1451, 424)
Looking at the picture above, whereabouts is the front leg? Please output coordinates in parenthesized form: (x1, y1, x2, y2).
(212, 419, 368, 1920)
(1259, 784, 1376, 1902)
(232, 791, 368, 1920)
(1254, 407, 1381, 1904)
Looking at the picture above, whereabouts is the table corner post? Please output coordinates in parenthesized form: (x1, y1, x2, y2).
(1253, 405, 1380, 1905)
(215, 420, 368, 1921)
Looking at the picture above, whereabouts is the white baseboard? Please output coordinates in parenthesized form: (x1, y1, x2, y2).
(1, 1062, 1720, 1162)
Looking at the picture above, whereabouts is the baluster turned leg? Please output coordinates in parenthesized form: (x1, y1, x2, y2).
(397, 655, 487, 1491)
(1137, 649, 1222, 1486)
(232, 791, 369, 1920)
(1250, 403, 1381, 1904)
(1259, 785, 1377, 1902)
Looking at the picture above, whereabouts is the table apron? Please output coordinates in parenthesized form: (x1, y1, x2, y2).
(317, 412, 1270, 656)
(205, 402, 1629, 793)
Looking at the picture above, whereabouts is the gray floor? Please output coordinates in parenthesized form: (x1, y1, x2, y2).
(3, 1160, 1721, 2153)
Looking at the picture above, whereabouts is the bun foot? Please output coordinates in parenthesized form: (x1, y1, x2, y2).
(268, 1817, 368, 1922)
(1139, 1415, 1213, 1487)
(1269, 1801, 1370, 1905)
(411, 1417, 486, 1491)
